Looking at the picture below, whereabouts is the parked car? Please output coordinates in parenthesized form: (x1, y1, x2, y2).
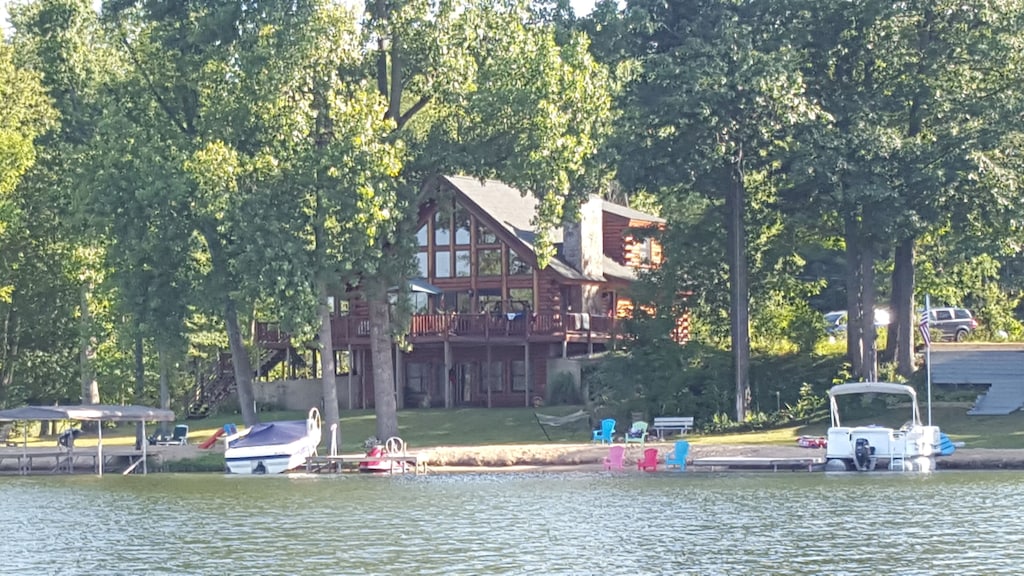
(824, 309, 891, 335)
(924, 307, 978, 342)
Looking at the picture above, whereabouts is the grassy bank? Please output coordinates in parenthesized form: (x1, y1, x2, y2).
(14, 403, 1023, 453)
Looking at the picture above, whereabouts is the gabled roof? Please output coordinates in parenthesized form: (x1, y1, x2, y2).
(601, 200, 665, 224)
(440, 175, 659, 283)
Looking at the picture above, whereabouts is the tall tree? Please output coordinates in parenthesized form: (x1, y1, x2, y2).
(613, 0, 819, 420)
(362, 0, 613, 438)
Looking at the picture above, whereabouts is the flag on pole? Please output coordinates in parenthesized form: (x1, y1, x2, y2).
(918, 311, 932, 347)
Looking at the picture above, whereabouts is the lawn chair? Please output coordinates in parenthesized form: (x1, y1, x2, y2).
(637, 447, 659, 472)
(604, 445, 625, 471)
(1, 423, 16, 447)
(664, 440, 690, 472)
(592, 418, 616, 444)
(624, 421, 649, 447)
(156, 424, 189, 446)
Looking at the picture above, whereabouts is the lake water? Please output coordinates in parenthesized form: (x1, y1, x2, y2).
(2, 470, 1023, 575)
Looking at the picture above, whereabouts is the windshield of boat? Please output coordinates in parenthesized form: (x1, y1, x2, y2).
(831, 394, 919, 428)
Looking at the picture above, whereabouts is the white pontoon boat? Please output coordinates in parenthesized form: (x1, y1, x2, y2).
(224, 407, 322, 474)
(825, 382, 952, 472)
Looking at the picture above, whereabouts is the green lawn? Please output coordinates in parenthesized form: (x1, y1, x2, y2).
(14, 403, 1024, 452)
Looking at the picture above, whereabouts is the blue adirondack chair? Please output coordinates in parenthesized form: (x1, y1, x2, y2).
(592, 418, 616, 444)
(664, 440, 690, 471)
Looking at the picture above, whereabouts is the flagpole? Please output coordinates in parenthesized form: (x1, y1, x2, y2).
(925, 294, 932, 426)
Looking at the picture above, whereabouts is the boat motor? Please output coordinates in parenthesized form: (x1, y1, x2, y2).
(854, 438, 874, 470)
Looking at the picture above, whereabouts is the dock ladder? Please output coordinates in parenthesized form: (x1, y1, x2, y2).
(890, 432, 906, 471)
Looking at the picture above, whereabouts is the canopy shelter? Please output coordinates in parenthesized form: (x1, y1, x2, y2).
(0, 404, 176, 476)
(388, 278, 444, 295)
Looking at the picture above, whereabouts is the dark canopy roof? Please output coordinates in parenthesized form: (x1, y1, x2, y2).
(0, 404, 176, 422)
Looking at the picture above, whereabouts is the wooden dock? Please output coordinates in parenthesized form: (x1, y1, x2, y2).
(0, 447, 164, 476)
(304, 452, 429, 475)
(690, 456, 824, 472)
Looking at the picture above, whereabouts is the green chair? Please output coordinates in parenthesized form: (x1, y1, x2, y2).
(624, 421, 649, 447)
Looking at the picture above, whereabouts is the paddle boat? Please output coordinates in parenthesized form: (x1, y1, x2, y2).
(824, 382, 955, 472)
(224, 408, 322, 474)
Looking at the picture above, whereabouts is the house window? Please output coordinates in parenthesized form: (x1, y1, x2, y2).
(434, 210, 451, 245)
(640, 237, 654, 265)
(477, 223, 498, 245)
(479, 294, 503, 314)
(509, 288, 533, 313)
(509, 253, 532, 276)
(511, 360, 527, 392)
(481, 361, 504, 393)
(454, 206, 471, 245)
(455, 250, 471, 277)
(416, 252, 429, 278)
(442, 291, 472, 313)
(478, 249, 502, 276)
(409, 292, 429, 314)
(435, 251, 451, 278)
(416, 225, 429, 247)
(407, 362, 428, 393)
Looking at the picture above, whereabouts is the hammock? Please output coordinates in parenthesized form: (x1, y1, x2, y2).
(534, 410, 590, 441)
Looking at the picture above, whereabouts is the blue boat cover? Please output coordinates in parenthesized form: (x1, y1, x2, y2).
(230, 420, 308, 448)
(938, 432, 956, 456)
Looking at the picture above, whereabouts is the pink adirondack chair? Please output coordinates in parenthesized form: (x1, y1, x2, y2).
(637, 447, 659, 472)
(604, 445, 625, 471)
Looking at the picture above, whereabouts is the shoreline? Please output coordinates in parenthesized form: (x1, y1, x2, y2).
(5, 442, 1024, 474)
(181, 441, 1024, 471)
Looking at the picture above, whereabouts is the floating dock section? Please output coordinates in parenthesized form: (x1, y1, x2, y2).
(690, 456, 824, 472)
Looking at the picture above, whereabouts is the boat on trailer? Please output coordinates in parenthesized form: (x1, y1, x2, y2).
(224, 408, 322, 474)
(825, 382, 953, 472)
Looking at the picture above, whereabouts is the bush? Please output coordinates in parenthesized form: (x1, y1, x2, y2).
(548, 371, 581, 405)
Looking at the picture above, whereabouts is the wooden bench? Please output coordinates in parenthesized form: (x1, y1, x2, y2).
(652, 417, 694, 439)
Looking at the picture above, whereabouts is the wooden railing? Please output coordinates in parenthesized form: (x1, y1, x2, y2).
(256, 312, 617, 345)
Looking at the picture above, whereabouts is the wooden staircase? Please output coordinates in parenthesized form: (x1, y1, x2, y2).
(186, 348, 292, 419)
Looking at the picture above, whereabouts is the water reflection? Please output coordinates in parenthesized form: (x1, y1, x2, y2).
(1, 471, 1022, 575)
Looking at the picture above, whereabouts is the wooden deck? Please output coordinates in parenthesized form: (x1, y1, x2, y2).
(304, 452, 429, 475)
(0, 447, 165, 476)
(690, 456, 824, 472)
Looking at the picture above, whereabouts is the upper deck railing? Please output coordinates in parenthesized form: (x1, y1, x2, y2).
(256, 312, 616, 345)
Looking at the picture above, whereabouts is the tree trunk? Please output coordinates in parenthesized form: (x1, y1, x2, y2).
(224, 296, 258, 427)
(368, 292, 398, 439)
(317, 280, 340, 440)
(157, 342, 171, 436)
(0, 305, 19, 406)
(888, 237, 916, 376)
(860, 243, 877, 380)
(135, 330, 145, 448)
(726, 168, 750, 422)
(79, 284, 99, 405)
(844, 214, 863, 376)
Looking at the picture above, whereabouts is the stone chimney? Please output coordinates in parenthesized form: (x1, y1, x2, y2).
(562, 195, 604, 279)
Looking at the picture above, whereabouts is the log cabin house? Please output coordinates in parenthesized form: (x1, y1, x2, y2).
(247, 175, 669, 412)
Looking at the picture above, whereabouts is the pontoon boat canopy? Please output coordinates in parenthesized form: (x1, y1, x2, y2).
(827, 382, 917, 400)
(0, 404, 175, 422)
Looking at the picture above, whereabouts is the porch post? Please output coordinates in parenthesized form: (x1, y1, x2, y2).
(395, 343, 405, 410)
(524, 343, 531, 407)
(486, 343, 493, 408)
(360, 349, 367, 410)
(347, 344, 353, 411)
(444, 340, 452, 409)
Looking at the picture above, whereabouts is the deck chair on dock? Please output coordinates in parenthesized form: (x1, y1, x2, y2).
(534, 410, 590, 441)
(155, 425, 189, 446)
